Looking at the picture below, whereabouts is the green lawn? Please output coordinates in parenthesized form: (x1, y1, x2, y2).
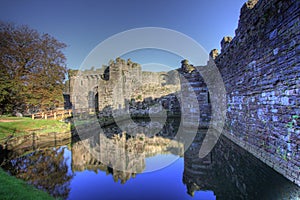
(0, 168, 54, 200)
(0, 116, 70, 141)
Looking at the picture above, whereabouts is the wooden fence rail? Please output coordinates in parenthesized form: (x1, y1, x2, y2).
(31, 109, 72, 120)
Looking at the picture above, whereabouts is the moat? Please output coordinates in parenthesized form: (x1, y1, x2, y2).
(0, 119, 299, 200)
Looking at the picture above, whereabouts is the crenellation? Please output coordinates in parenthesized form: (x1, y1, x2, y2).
(220, 36, 232, 53)
(246, 0, 259, 9)
(209, 49, 219, 60)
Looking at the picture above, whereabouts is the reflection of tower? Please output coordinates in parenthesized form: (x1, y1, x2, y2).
(183, 131, 216, 197)
(182, 132, 246, 199)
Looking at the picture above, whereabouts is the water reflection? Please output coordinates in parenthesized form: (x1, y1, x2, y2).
(72, 118, 184, 183)
(0, 119, 299, 199)
(183, 131, 300, 199)
(1, 147, 73, 199)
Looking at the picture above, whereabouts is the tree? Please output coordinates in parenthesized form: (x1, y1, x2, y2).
(0, 22, 67, 114)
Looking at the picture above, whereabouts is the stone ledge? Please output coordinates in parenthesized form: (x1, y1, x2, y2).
(1, 131, 71, 151)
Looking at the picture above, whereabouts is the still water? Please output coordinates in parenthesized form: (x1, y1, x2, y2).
(0, 119, 299, 200)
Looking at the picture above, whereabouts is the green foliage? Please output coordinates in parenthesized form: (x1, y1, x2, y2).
(292, 115, 299, 119)
(286, 115, 298, 129)
(181, 59, 189, 65)
(136, 95, 142, 100)
(0, 22, 67, 114)
(286, 121, 293, 129)
(127, 58, 132, 66)
(282, 150, 288, 161)
(0, 168, 54, 200)
(67, 69, 79, 78)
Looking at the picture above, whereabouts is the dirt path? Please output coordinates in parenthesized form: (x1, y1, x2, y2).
(0, 119, 23, 122)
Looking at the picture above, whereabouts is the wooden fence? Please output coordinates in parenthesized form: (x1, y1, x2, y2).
(31, 109, 72, 120)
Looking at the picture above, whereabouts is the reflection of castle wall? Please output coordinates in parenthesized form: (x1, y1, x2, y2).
(183, 134, 243, 199)
(183, 132, 300, 199)
(72, 130, 184, 183)
(72, 133, 145, 172)
(72, 135, 144, 184)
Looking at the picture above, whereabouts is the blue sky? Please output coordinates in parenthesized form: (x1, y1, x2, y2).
(0, 0, 246, 71)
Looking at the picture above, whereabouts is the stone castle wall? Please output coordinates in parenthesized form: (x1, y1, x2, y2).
(179, 65, 211, 127)
(68, 68, 103, 110)
(68, 58, 211, 126)
(68, 58, 181, 112)
(97, 59, 143, 111)
(213, 0, 300, 185)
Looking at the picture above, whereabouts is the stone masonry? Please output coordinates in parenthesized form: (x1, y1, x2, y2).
(68, 58, 211, 126)
(213, 0, 300, 186)
(69, 58, 180, 111)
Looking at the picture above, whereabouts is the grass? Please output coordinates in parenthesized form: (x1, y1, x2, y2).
(0, 116, 70, 141)
(0, 167, 54, 200)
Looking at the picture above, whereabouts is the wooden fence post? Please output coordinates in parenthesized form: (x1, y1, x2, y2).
(32, 114, 35, 120)
(45, 114, 47, 120)
(54, 112, 57, 120)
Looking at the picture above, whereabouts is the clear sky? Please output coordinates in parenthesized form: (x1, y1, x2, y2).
(0, 0, 247, 71)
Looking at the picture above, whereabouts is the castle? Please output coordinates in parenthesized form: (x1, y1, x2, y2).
(67, 0, 300, 186)
(68, 58, 179, 111)
(67, 57, 211, 125)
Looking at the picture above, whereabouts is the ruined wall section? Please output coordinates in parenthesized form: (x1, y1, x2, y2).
(141, 71, 163, 85)
(68, 59, 182, 115)
(98, 58, 142, 112)
(97, 59, 182, 116)
(214, 0, 300, 185)
(69, 58, 212, 126)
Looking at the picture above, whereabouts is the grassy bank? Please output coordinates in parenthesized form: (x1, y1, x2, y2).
(0, 116, 70, 141)
(0, 168, 54, 200)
